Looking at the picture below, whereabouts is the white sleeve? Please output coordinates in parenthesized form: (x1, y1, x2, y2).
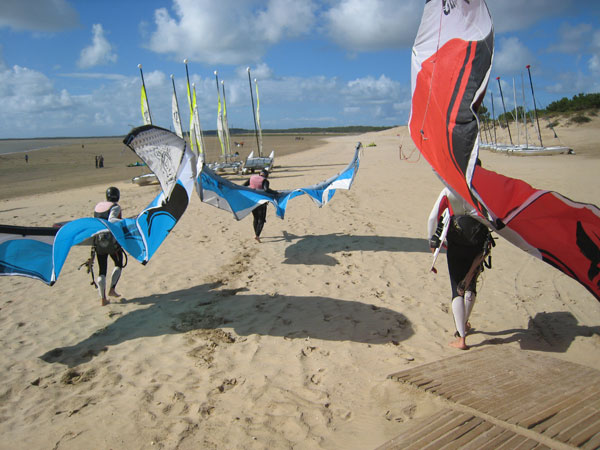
(427, 189, 448, 238)
(108, 204, 121, 223)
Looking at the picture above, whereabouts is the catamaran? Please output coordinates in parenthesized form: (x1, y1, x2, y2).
(242, 67, 274, 174)
(208, 72, 242, 174)
(479, 65, 573, 155)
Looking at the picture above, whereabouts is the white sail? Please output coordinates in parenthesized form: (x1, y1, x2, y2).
(171, 76, 183, 138)
(255, 78, 263, 156)
(192, 84, 205, 156)
(215, 72, 225, 157)
(221, 80, 232, 160)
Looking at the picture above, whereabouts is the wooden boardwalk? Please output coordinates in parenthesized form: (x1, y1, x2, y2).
(379, 347, 600, 449)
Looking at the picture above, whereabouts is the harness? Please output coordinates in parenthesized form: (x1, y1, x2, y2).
(457, 232, 496, 296)
(80, 202, 127, 287)
(80, 245, 128, 288)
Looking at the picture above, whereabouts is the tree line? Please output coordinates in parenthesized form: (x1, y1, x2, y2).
(477, 92, 599, 125)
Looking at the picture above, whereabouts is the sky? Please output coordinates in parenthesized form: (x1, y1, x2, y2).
(0, 0, 599, 138)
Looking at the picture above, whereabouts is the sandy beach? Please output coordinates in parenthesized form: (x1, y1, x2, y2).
(1, 117, 600, 449)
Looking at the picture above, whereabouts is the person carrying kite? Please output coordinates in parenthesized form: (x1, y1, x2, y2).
(428, 185, 494, 350)
(243, 169, 278, 243)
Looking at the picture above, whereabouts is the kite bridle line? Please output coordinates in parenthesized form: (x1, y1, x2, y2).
(418, 6, 446, 143)
(398, 134, 420, 163)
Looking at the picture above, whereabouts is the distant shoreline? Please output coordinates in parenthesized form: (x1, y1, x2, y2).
(0, 125, 395, 155)
(0, 137, 121, 156)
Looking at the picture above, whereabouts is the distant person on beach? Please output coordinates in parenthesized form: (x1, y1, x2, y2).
(428, 186, 493, 350)
(93, 186, 124, 306)
(25, 154, 28, 163)
(243, 169, 278, 243)
(95, 155, 98, 168)
(99, 155, 104, 168)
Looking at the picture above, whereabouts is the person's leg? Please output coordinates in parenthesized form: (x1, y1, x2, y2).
(108, 251, 123, 297)
(464, 290, 476, 330)
(447, 244, 473, 349)
(96, 253, 109, 305)
(252, 209, 261, 242)
(252, 204, 267, 242)
(450, 296, 469, 349)
(255, 204, 267, 237)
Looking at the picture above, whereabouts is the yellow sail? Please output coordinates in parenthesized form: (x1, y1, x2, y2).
(141, 84, 151, 125)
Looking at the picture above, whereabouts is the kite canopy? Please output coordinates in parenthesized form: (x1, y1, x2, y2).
(410, 0, 600, 301)
(0, 126, 195, 285)
(199, 142, 361, 220)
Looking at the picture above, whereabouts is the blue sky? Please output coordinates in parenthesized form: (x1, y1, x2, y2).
(0, 0, 599, 138)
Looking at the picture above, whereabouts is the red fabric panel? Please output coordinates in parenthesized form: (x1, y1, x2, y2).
(410, 39, 475, 206)
(471, 166, 538, 218)
(473, 166, 600, 300)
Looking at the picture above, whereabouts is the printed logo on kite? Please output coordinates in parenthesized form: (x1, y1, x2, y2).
(576, 221, 600, 288)
(443, 0, 465, 15)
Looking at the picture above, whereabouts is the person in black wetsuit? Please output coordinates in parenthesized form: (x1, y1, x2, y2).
(243, 169, 277, 243)
(93, 186, 124, 306)
(428, 187, 493, 350)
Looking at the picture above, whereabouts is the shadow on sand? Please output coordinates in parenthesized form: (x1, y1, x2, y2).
(275, 232, 430, 266)
(471, 311, 600, 352)
(40, 281, 414, 368)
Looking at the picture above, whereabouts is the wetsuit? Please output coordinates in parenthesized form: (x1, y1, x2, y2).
(428, 187, 491, 339)
(94, 201, 123, 294)
(244, 175, 277, 239)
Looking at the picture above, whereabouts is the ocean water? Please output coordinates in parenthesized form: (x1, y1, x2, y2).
(0, 138, 86, 155)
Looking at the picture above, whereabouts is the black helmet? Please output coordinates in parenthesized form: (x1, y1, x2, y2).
(106, 186, 120, 202)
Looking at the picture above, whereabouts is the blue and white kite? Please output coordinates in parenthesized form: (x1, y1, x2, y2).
(0, 125, 360, 286)
(199, 142, 361, 220)
(0, 125, 196, 285)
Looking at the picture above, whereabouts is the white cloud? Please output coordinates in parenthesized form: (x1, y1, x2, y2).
(0, 45, 6, 71)
(78, 24, 117, 69)
(0, 0, 78, 32)
(323, 0, 421, 51)
(589, 30, 600, 75)
(344, 75, 401, 103)
(493, 37, 536, 74)
(547, 23, 593, 54)
(239, 63, 274, 81)
(148, 0, 316, 65)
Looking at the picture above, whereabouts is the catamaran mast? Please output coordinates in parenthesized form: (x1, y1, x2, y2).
(513, 78, 520, 146)
(521, 72, 529, 148)
(246, 67, 261, 157)
(490, 91, 497, 146)
(526, 65, 543, 147)
(496, 77, 513, 146)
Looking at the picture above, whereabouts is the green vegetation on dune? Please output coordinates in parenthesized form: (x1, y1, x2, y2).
(477, 92, 599, 127)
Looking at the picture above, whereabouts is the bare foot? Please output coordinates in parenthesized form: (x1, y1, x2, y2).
(254, 236, 261, 243)
(108, 288, 121, 298)
(101, 298, 109, 306)
(465, 322, 471, 332)
(449, 337, 469, 350)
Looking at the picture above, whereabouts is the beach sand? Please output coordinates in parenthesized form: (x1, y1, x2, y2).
(1, 118, 599, 449)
